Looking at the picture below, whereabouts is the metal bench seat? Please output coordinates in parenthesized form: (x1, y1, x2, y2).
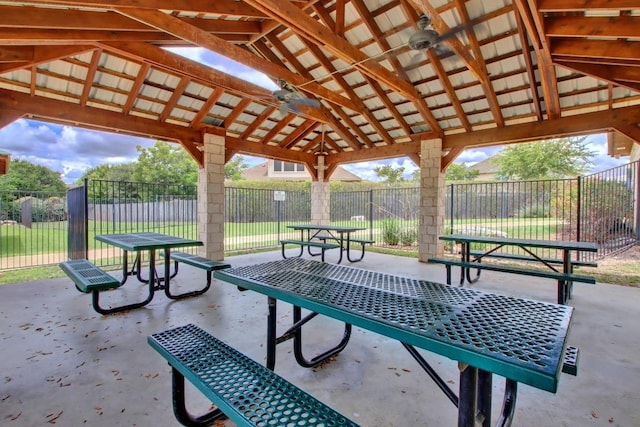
(59, 259, 121, 293)
(148, 323, 360, 427)
(428, 257, 595, 304)
(468, 250, 597, 268)
(280, 239, 340, 262)
(60, 259, 149, 315)
(160, 251, 231, 299)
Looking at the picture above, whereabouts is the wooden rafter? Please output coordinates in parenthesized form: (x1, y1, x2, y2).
(513, 0, 561, 119)
(245, 0, 442, 133)
(114, 7, 359, 112)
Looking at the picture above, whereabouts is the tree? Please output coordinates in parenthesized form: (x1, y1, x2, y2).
(78, 163, 137, 184)
(133, 141, 198, 186)
(374, 164, 406, 183)
(445, 163, 479, 181)
(0, 159, 66, 194)
(494, 137, 595, 180)
(225, 155, 248, 181)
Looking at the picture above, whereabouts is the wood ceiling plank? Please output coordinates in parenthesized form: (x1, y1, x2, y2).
(98, 41, 326, 123)
(427, 49, 471, 131)
(259, 113, 295, 146)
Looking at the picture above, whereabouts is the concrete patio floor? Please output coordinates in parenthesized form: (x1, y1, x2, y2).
(1, 250, 638, 427)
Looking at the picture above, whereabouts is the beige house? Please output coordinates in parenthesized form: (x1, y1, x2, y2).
(470, 156, 500, 181)
(242, 159, 361, 182)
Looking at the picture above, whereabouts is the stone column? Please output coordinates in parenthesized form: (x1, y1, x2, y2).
(418, 138, 445, 262)
(197, 132, 225, 260)
(310, 155, 330, 225)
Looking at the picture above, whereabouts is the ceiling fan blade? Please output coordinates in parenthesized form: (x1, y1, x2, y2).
(278, 102, 288, 116)
(290, 98, 321, 108)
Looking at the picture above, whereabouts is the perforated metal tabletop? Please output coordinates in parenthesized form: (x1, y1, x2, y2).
(95, 232, 202, 251)
(215, 257, 573, 393)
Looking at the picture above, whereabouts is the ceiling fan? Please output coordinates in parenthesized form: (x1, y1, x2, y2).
(405, 14, 462, 56)
(271, 79, 321, 115)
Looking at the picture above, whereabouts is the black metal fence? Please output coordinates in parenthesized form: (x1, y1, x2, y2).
(0, 189, 67, 269)
(0, 162, 638, 270)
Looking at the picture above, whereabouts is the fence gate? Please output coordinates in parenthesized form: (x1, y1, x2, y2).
(67, 184, 88, 260)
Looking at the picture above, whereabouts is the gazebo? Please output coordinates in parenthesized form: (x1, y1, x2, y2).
(0, 1, 638, 262)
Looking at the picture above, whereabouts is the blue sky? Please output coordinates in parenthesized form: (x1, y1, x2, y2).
(0, 48, 628, 183)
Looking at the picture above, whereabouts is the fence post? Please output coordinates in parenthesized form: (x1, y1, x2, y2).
(576, 176, 582, 242)
(449, 184, 454, 234)
(369, 189, 374, 241)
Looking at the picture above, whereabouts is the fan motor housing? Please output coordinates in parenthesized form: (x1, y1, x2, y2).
(408, 29, 439, 51)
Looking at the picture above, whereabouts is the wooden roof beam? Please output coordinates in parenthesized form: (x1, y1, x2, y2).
(98, 41, 327, 124)
(0, 45, 95, 74)
(452, 0, 504, 127)
(343, 0, 417, 137)
(514, 8, 543, 121)
(0, 87, 208, 165)
(225, 135, 317, 165)
(551, 39, 640, 62)
(328, 140, 421, 165)
(538, 0, 640, 12)
(278, 119, 317, 149)
(444, 105, 640, 150)
(556, 61, 640, 92)
(254, 37, 360, 149)
(295, 38, 392, 147)
(513, 0, 561, 119)
(114, 8, 359, 112)
(18, 0, 268, 18)
(245, 0, 441, 133)
(0, 6, 252, 33)
(545, 15, 640, 38)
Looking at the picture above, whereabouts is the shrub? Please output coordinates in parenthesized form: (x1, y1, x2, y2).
(399, 227, 417, 246)
(381, 218, 401, 245)
(517, 203, 548, 218)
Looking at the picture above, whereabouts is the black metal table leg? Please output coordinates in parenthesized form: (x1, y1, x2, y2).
(266, 297, 277, 370)
(477, 369, 492, 427)
(458, 363, 478, 427)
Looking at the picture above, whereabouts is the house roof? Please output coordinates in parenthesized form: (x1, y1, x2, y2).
(470, 156, 500, 175)
(0, 1, 639, 179)
(242, 161, 361, 181)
